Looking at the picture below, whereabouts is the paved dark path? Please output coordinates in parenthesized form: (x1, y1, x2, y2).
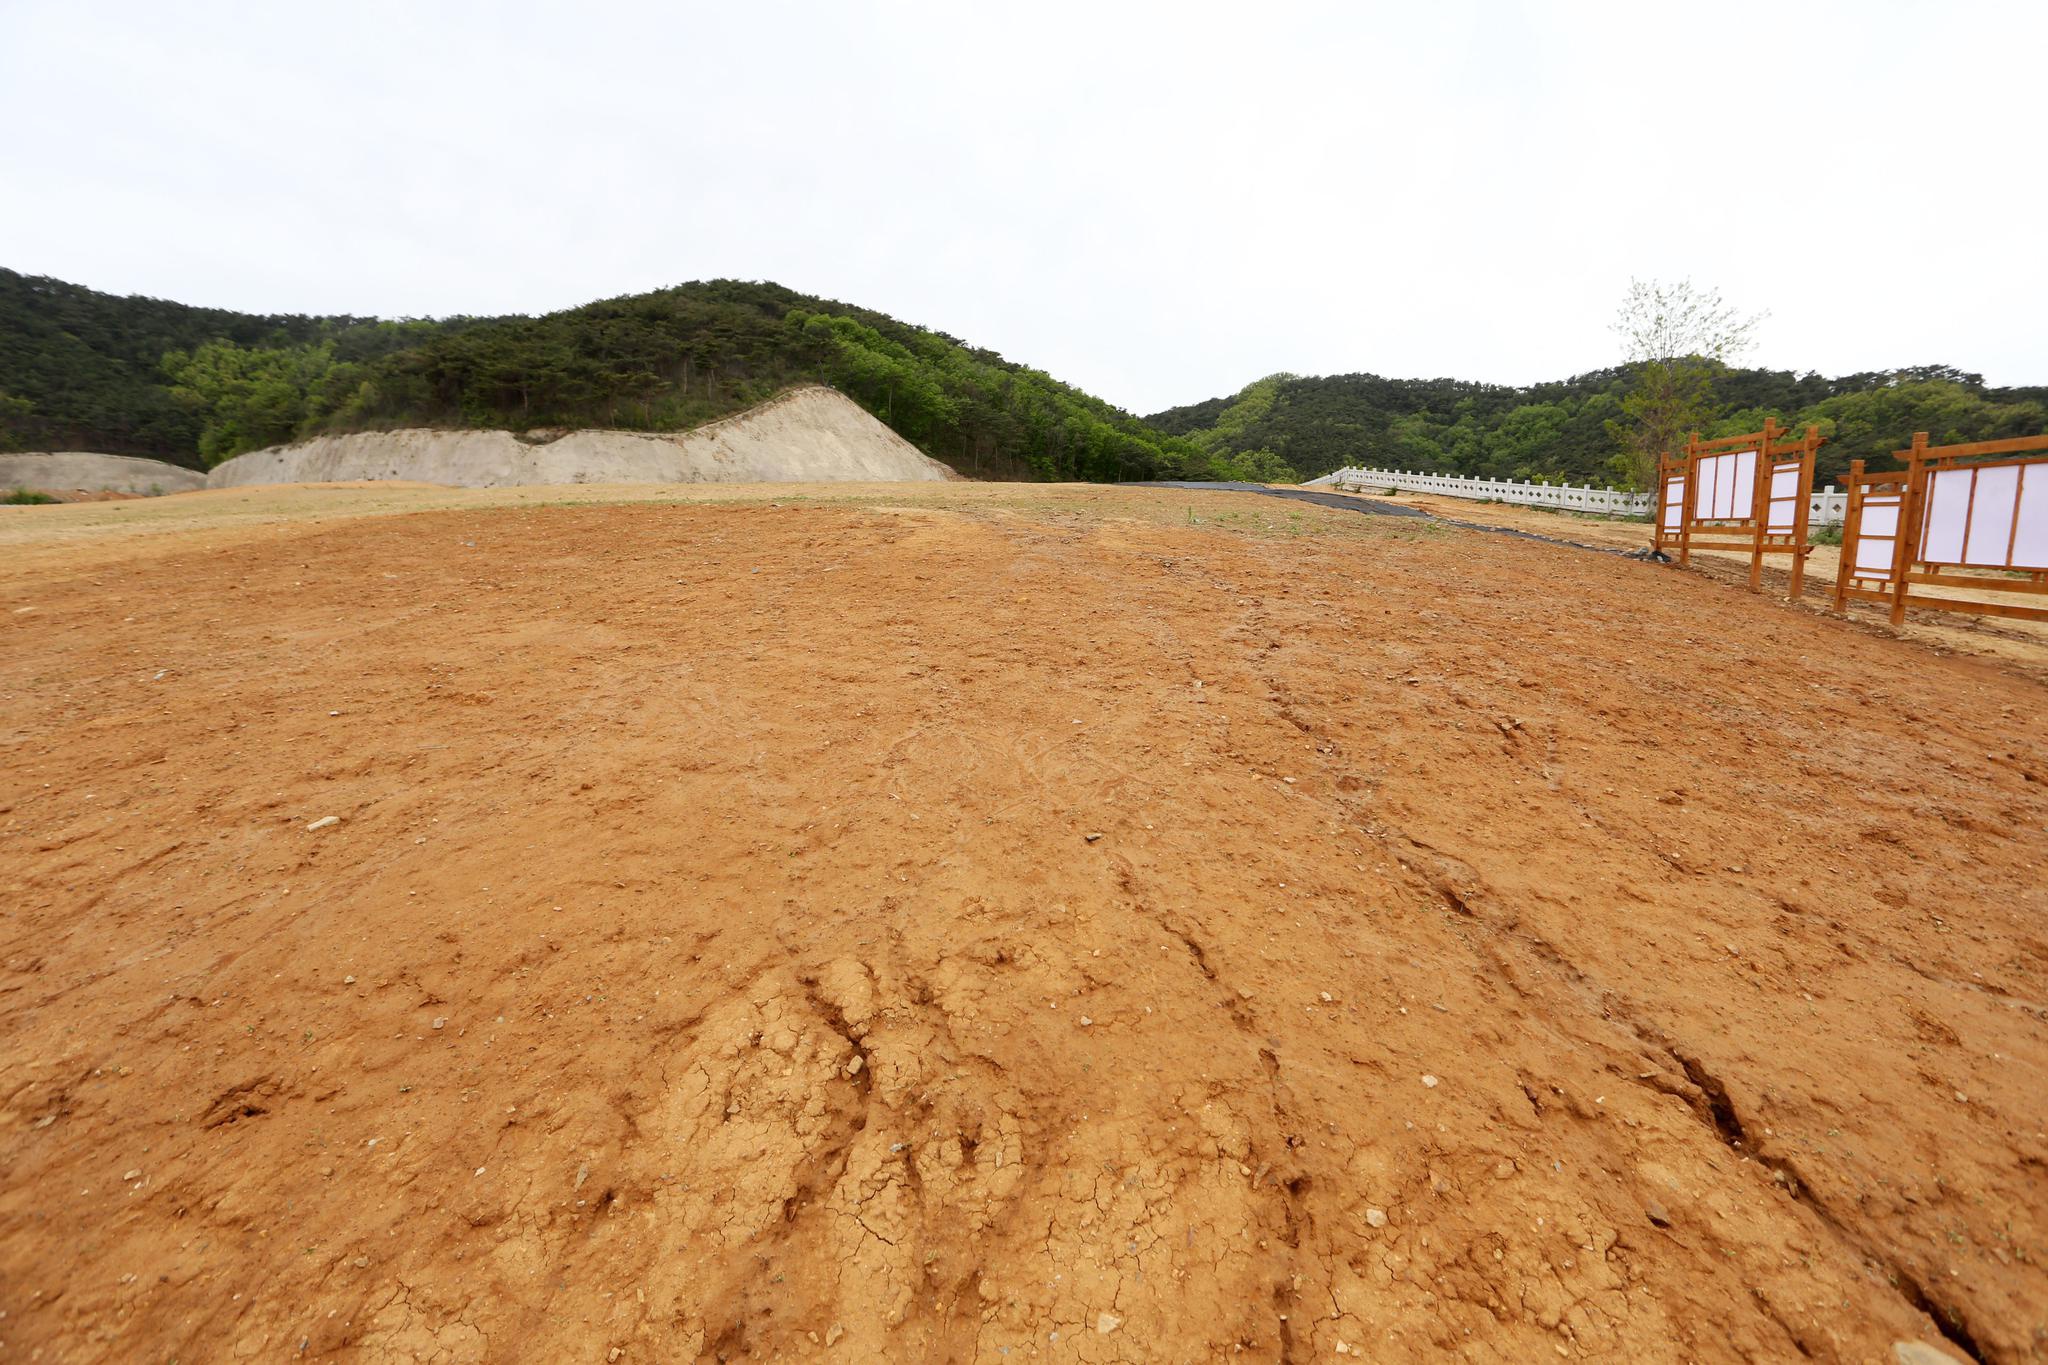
(1140, 481, 1653, 558)
(1140, 480, 1432, 518)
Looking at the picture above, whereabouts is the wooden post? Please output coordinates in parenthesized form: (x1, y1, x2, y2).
(1651, 456, 1664, 556)
(1678, 431, 1701, 567)
(1652, 453, 1677, 557)
(1889, 431, 1931, 626)
(1834, 459, 1864, 613)
(1788, 425, 1818, 600)
(1747, 417, 1779, 591)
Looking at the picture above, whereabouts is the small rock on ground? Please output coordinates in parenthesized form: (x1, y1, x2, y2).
(1894, 1344, 1965, 1365)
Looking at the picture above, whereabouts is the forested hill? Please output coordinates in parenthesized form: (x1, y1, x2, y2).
(8, 267, 2041, 489)
(1151, 367, 2048, 490)
(0, 270, 1241, 482)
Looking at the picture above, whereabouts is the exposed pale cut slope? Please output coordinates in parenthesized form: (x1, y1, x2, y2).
(206, 385, 956, 488)
(0, 451, 206, 495)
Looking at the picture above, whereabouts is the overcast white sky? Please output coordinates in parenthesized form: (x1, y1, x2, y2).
(2, 0, 2041, 413)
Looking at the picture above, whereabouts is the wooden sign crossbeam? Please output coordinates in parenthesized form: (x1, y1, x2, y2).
(1652, 416, 1823, 595)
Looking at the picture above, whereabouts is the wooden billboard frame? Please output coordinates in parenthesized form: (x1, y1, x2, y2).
(1652, 417, 1823, 596)
(1833, 431, 2048, 625)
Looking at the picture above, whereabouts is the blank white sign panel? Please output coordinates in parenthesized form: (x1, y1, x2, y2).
(2014, 464, 2048, 569)
(1965, 465, 2020, 566)
(1855, 534, 1897, 575)
(1694, 450, 1758, 521)
(1920, 469, 1971, 563)
(1662, 476, 1684, 531)
(1921, 462, 2041, 568)
(1855, 497, 1901, 575)
(1766, 463, 1800, 533)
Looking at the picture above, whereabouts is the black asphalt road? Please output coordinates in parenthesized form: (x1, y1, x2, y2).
(1141, 481, 1656, 558)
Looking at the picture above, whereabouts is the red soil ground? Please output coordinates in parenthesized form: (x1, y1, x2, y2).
(1, 485, 2042, 1362)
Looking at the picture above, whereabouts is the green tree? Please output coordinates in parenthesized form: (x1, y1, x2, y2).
(1792, 378, 2047, 484)
(163, 341, 339, 465)
(1190, 374, 1294, 453)
(1208, 448, 1300, 484)
(1484, 402, 1569, 477)
(1386, 412, 1446, 470)
(0, 389, 33, 451)
(1605, 279, 1764, 489)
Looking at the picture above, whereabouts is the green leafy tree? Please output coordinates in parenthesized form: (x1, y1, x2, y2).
(1386, 412, 1446, 470)
(1605, 279, 1764, 489)
(163, 341, 340, 465)
(1207, 448, 1300, 484)
(0, 389, 33, 451)
(1484, 402, 1570, 477)
(1794, 378, 2047, 484)
(1190, 375, 1293, 452)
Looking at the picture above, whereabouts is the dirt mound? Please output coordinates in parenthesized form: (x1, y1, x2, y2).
(1, 489, 2039, 1363)
(0, 451, 206, 496)
(204, 387, 955, 488)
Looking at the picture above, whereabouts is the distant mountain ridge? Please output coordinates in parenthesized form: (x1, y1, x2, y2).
(0, 270, 1237, 483)
(1149, 366, 2048, 489)
(4, 267, 2040, 489)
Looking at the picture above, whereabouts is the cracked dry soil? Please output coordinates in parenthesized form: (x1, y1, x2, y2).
(1, 489, 2044, 1362)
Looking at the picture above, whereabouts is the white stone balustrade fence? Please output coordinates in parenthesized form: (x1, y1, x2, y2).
(1306, 466, 1848, 526)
